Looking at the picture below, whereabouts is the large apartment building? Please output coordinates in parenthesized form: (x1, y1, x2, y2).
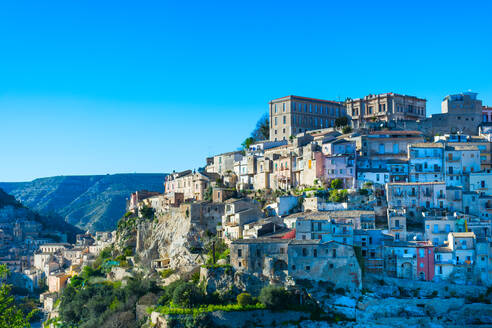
(269, 95, 345, 142)
(346, 93, 426, 129)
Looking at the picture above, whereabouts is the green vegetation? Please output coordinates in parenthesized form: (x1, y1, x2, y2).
(258, 285, 295, 310)
(157, 303, 266, 316)
(241, 137, 255, 150)
(205, 239, 229, 265)
(0, 265, 37, 328)
(342, 126, 352, 134)
(59, 273, 160, 328)
(331, 178, 343, 190)
(335, 117, 349, 127)
(140, 205, 155, 220)
(237, 293, 253, 306)
(160, 269, 175, 279)
(329, 189, 348, 203)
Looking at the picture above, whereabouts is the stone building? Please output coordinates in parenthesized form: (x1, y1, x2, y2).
(346, 93, 426, 129)
(408, 143, 444, 183)
(206, 151, 243, 176)
(353, 229, 393, 273)
(230, 238, 362, 290)
(411, 92, 483, 136)
(288, 240, 362, 290)
(386, 182, 446, 216)
(269, 95, 345, 142)
(384, 240, 434, 281)
(387, 207, 407, 242)
(355, 130, 424, 170)
(164, 170, 219, 201)
(220, 199, 263, 243)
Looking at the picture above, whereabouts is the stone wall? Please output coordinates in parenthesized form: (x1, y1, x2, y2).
(151, 310, 311, 328)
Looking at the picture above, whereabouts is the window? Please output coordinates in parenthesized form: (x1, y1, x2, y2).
(329, 263, 334, 269)
(306, 265, 310, 271)
(283, 116, 286, 124)
(314, 249, 317, 257)
(332, 249, 337, 258)
(256, 249, 261, 257)
(302, 248, 307, 256)
(238, 261, 242, 267)
(292, 265, 296, 270)
(237, 249, 242, 258)
(283, 103, 285, 112)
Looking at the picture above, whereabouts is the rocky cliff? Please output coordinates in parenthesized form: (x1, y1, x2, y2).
(115, 205, 213, 276)
(0, 173, 166, 231)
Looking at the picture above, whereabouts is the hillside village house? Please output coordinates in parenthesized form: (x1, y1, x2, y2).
(387, 207, 407, 242)
(206, 151, 243, 176)
(384, 240, 435, 281)
(386, 182, 446, 216)
(355, 130, 424, 169)
(323, 138, 356, 189)
(408, 143, 444, 183)
(434, 232, 476, 284)
(444, 144, 481, 188)
(220, 199, 263, 243)
(165, 170, 219, 201)
(230, 238, 362, 291)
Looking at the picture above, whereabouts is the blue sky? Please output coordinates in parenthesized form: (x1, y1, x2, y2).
(1, 1, 492, 181)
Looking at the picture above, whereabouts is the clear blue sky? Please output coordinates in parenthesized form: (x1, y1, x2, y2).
(1, 1, 492, 182)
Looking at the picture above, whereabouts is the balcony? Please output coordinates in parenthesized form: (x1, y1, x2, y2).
(435, 259, 456, 265)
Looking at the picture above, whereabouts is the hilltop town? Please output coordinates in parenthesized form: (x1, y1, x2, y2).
(3, 91, 492, 327)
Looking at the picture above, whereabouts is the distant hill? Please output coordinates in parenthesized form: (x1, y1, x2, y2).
(0, 187, 82, 241)
(0, 173, 166, 232)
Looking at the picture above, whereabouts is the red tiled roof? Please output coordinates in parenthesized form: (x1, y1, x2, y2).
(281, 229, 296, 239)
(369, 130, 422, 135)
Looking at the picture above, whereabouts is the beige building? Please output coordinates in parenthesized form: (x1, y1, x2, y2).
(164, 170, 219, 201)
(346, 93, 426, 129)
(269, 95, 345, 142)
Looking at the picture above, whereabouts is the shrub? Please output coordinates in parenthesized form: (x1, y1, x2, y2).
(172, 282, 204, 308)
(237, 293, 253, 307)
(331, 179, 343, 190)
(259, 285, 290, 310)
(140, 206, 155, 220)
(335, 288, 346, 295)
(342, 126, 352, 134)
(160, 269, 175, 279)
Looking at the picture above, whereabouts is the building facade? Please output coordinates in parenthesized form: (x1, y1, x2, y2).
(346, 93, 426, 129)
(269, 95, 345, 141)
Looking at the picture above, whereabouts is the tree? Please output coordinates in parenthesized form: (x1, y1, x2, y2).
(140, 205, 155, 220)
(335, 117, 349, 127)
(237, 293, 253, 307)
(251, 113, 269, 141)
(0, 265, 32, 328)
(331, 179, 343, 190)
(259, 285, 291, 310)
(241, 137, 255, 150)
(172, 282, 203, 308)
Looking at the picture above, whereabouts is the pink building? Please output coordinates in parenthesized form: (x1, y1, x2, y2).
(416, 242, 434, 281)
(323, 139, 356, 188)
(483, 106, 492, 123)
